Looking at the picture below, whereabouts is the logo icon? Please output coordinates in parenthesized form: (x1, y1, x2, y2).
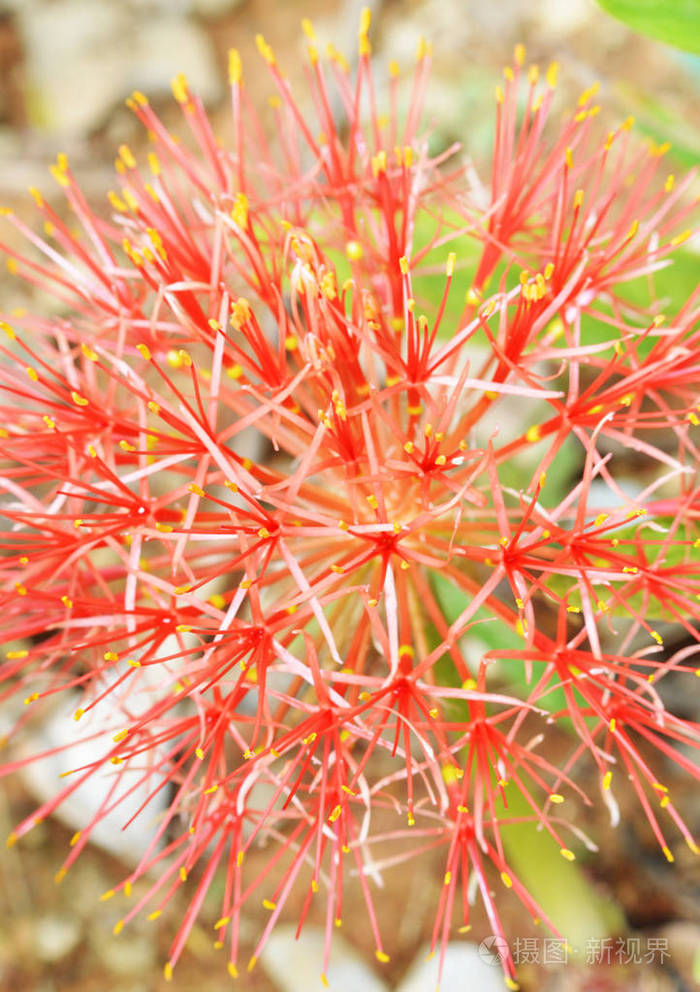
(478, 935, 509, 967)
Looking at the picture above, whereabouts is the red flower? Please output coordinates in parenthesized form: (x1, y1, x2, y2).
(1, 10, 698, 989)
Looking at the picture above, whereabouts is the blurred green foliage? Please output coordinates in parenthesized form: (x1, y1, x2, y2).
(596, 0, 700, 54)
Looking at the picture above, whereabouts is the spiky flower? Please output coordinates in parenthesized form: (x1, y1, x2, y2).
(1, 12, 699, 989)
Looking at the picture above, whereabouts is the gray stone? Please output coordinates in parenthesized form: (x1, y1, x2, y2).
(19, 0, 132, 136)
(34, 914, 82, 963)
(17, 690, 170, 865)
(16, 1, 222, 137)
(191, 0, 246, 16)
(396, 942, 507, 992)
(260, 924, 389, 992)
(128, 16, 222, 106)
(90, 927, 157, 976)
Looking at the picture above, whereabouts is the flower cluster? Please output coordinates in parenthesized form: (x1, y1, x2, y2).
(1, 11, 699, 988)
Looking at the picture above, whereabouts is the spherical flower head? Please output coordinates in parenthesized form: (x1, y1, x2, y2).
(1, 12, 699, 988)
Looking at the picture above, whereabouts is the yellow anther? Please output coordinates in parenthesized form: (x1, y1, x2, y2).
(119, 144, 136, 169)
(465, 287, 482, 306)
(371, 150, 387, 177)
(662, 846, 674, 863)
(231, 192, 248, 229)
(594, 513, 609, 527)
(578, 81, 600, 106)
(108, 191, 127, 212)
(171, 73, 189, 104)
(228, 48, 242, 85)
(514, 43, 525, 66)
(366, 494, 378, 509)
(560, 848, 576, 861)
(71, 391, 89, 406)
(441, 764, 462, 784)
(416, 37, 431, 60)
(255, 34, 276, 65)
(526, 425, 541, 443)
(549, 794, 564, 804)
(501, 871, 513, 888)
(546, 61, 558, 87)
(671, 230, 691, 247)
(81, 342, 98, 362)
(375, 950, 390, 964)
(446, 252, 456, 277)
(49, 164, 70, 188)
(573, 189, 584, 209)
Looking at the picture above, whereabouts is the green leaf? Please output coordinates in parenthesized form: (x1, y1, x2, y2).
(595, 0, 700, 54)
(499, 787, 625, 950)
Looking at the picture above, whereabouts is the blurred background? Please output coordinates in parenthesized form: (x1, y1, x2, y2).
(0, 0, 698, 989)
